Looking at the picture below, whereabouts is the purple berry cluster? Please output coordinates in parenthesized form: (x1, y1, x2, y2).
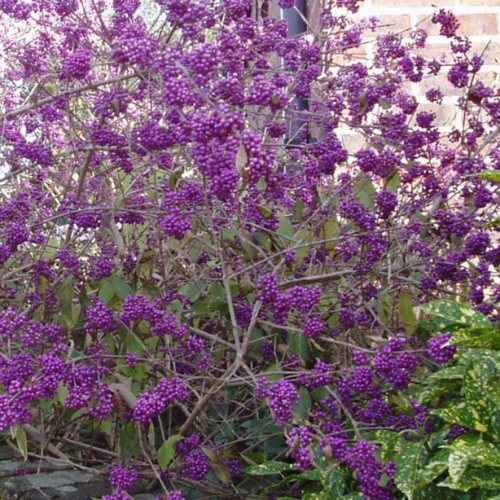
(286, 426, 314, 471)
(428, 333, 457, 364)
(62, 49, 91, 79)
(177, 434, 211, 480)
(258, 379, 300, 426)
(1, 0, 500, 497)
(109, 465, 138, 491)
(133, 377, 189, 424)
(324, 439, 395, 500)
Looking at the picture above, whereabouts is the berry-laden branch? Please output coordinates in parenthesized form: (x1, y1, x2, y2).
(0, 0, 499, 498)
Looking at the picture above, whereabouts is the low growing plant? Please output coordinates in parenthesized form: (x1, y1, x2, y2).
(0, 0, 499, 498)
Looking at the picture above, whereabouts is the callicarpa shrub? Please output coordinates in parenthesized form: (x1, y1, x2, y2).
(0, 0, 500, 496)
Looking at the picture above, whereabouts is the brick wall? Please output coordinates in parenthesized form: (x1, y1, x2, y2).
(308, 0, 500, 151)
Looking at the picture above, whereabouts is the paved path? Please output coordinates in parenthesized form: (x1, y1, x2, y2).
(0, 448, 158, 499)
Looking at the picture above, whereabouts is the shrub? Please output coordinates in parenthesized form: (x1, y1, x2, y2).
(0, 0, 499, 497)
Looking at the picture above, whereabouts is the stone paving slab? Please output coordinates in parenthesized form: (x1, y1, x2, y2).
(0, 448, 111, 499)
(0, 448, 163, 499)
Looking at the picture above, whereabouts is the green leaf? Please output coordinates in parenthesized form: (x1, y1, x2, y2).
(57, 382, 69, 405)
(418, 448, 451, 488)
(370, 430, 404, 462)
(311, 386, 329, 403)
(418, 379, 462, 405)
(438, 466, 500, 491)
(148, 423, 156, 448)
(429, 365, 466, 381)
(240, 229, 259, 260)
(44, 82, 58, 95)
(447, 435, 500, 467)
(158, 435, 184, 471)
(57, 277, 75, 328)
(432, 400, 477, 430)
(327, 469, 347, 497)
(421, 300, 492, 328)
(14, 427, 28, 461)
(99, 419, 113, 435)
(457, 348, 500, 365)
(245, 461, 296, 475)
(99, 278, 115, 304)
(110, 275, 133, 300)
(415, 484, 470, 499)
(263, 362, 283, 382)
(452, 327, 500, 350)
(387, 172, 401, 193)
(258, 205, 274, 219)
(302, 493, 329, 500)
(322, 219, 340, 250)
(126, 332, 144, 354)
(40, 237, 59, 260)
(463, 357, 500, 439)
(169, 169, 182, 189)
(294, 198, 305, 221)
(379, 98, 391, 109)
(278, 216, 295, 238)
(261, 469, 322, 495)
(473, 171, 500, 183)
(203, 448, 231, 484)
(190, 240, 205, 262)
(257, 177, 268, 190)
(359, 93, 369, 114)
(395, 441, 425, 499)
(120, 422, 138, 464)
(294, 226, 313, 265)
(354, 174, 376, 209)
(447, 450, 469, 484)
(294, 387, 312, 421)
(179, 278, 207, 303)
(222, 229, 235, 242)
(290, 331, 313, 362)
(400, 293, 418, 335)
(485, 376, 500, 408)
(300, 469, 322, 481)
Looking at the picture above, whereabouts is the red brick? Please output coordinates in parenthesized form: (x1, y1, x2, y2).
(417, 13, 499, 36)
(479, 42, 500, 65)
(417, 70, 499, 98)
(329, 46, 368, 66)
(460, 0, 500, 5)
(372, 0, 450, 5)
(339, 134, 366, 154)
(477, 71, 499, 88)
(457, 13, 499, 36)
(373, 14, 412, 35)
(418, 103, 459, 127)
(417, 71, 497, 96)
(413, 43, 454, 64)
(417, 72, 465, 96)
(413, 41, 500, 65)
(470, 42, 500, 65)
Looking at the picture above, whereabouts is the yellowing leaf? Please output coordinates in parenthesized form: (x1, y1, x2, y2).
(322, 219, 339, 250)
(236, 143, 248, 174)
(158, 435, 184, 471)
(14, 427, 28, 461)
(399, 293, 418, 335)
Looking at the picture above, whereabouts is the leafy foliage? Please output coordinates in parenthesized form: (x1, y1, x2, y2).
(0, 0, 499, 498)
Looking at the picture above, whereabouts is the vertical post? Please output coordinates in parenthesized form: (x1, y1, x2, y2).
(283, 1, 309, 149)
